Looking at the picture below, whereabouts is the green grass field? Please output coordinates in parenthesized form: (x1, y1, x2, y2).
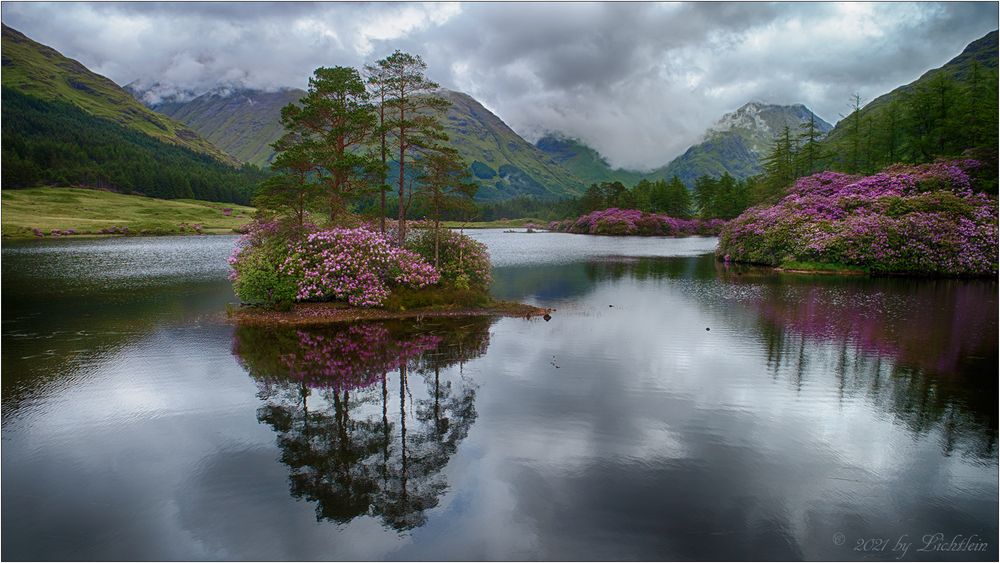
(438, 218, 549, 229)
(1, 187, 554, 239)
(1, 187, 256, 238)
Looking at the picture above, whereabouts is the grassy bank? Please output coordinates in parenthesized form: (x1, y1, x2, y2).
(1, 187, 255, 238)
(0, 188, 552, 239)
(775, 261, 870, 275)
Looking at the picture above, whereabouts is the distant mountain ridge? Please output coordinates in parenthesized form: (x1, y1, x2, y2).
(436, 89, 585, 199)
(533, 134, 647, 186)
(534, 102, 832, 187)
(646, 102, 833, 185)
(148, 87, 305, 168)
(134, 85, 589, 200)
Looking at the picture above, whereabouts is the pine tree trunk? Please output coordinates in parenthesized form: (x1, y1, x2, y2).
(434, 216, 440, 269)
(379, 99, 387, 235)
(397, 104, 406, 246)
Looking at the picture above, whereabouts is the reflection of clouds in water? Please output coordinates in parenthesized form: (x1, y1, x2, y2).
(454, 269, 997, 559)
(3, 236, 237, 286)
(3, 237, 996, 560)
(465, 230, 719, 267)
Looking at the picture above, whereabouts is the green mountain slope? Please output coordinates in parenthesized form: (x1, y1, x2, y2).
(147, 86, 587, 200)
(533, 134, 647, 186)
(150, 88, 305, 168)
(1, 24, 237, 165)
(2, 87, 266, 203)
(648, 102, 832, 185)
(821, 30, 998, 153)
(434, 90, 585, 200)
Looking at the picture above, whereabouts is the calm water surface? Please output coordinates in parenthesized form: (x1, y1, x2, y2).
(2, 231, 997, 560)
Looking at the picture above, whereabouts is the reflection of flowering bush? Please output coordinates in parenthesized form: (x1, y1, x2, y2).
(548, 208, 725, 236)
(718, 160, 998, 276)
(233, 318, 494, 392)
(280, 324, 442, 390)
(280, 228, 440, 307)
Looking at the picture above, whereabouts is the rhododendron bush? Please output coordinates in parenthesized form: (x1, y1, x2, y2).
(407, 228, 492, 290)
(230, 222, 443, 308)
(281, 228, 440, 307)
(228, 220, 299, 307)
(548, 208, 725, 236)
(717, 160, 998, 276)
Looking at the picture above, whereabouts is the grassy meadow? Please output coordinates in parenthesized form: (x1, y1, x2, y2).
(1, 187, 255, 238)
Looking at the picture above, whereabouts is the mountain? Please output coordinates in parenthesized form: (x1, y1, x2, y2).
(144, 86, 586, 200)
(1, 24, 236, 165)
(437, 90, 584, 200)
(821, 30, 998, 150)
(145, 87, 306, 168)
(647, 102, 832, 185)
(534, 102, 831, 188)
(1, 25, 264, 203)
(533, 134, 647, 186)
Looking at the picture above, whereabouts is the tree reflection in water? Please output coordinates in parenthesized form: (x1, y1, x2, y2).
(232, 317, 493, 530)
(714, 263, 998, 460)
(581, 256, 997, 460)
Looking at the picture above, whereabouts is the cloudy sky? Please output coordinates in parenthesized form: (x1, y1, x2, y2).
(2, 2, 996, 169)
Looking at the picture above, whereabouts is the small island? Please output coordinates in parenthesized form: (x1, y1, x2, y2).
(228, 220, 550, 324)
(222, 58, 555, 323)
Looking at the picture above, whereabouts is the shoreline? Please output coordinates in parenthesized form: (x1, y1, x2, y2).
(724, 258, 996, 279)
(227, 300, 552, 326)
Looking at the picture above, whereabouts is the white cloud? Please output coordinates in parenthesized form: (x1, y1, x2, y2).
(2, 2, 995, 169)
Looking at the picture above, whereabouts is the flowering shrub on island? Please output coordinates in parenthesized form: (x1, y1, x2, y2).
(228, 219, 300, 307)
(229, 220, 494, 309)
(717, 160, 998, 276)
(406, 228, 492, 290)
(548, 208, 725, 236)
(280, 228, 439, 307)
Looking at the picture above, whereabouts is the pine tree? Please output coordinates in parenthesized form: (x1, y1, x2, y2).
(414, 145, 477, 268)
(363, 62, 392, 235)
(847, 93, 863, 173)
(797, 113, 824, 175)
(664, 176, 691, 218)
(276, 66, 378, 223)
(375, 51, 451, 244)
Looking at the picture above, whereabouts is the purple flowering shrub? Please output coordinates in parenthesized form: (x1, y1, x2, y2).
(280, 227, 440, 307)
(229, 221, 443, 308)
(549, 208, 725, 236)
(718, 160, 998, 276)
(406, 229, 492, 290)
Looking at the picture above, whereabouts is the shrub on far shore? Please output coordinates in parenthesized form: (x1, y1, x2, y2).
(548, 208, 725, 236)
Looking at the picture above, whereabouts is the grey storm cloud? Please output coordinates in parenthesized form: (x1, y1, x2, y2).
(2, 2, 996, 169)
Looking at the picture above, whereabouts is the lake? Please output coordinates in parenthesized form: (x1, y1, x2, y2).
(2, 230, 997, 560)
